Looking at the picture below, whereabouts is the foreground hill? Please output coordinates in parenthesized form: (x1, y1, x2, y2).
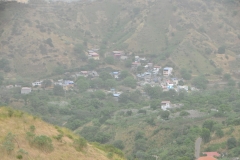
(0, 107, 125, 160)
(0, 0, 239, 79)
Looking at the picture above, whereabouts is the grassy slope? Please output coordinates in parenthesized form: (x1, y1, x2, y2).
(0, 107, 125, 160)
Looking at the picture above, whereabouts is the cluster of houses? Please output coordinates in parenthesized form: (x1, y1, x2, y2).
(5, 50, 201, 111)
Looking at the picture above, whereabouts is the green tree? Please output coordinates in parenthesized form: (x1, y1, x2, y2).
(179, 111, 190, 117)
(227, 137, 237, 149)
(215, 129, 224, 138)
(2, 132, 15, 154)
(73, 137, 87, 151)
(119, 70, 129, 80)
(160, 111, 170, 120)
(41, 80, 52, 88)
(122, 77, 137, 89)
(180, 69, 192, 80)
(192, 75, 208, 89)
(104, 79, 117, 89)
(113, 140, 125, 150)
(77, 77, 89, 92)
(228, 79, 236, 86)
(53, 85, 64, 96)
(92, 90, 106, 100)
(104, 56, 115, 65)
(223, 73, 231, 81)
(0, 73, 4, 85)
(201, 128, 210, 142)
(99, 71, 112, 81)
(124, 59, 132, 68)
(150, 99, 160, 110)
(32, 135, 53, 152)
(218, 46, 226, 54)
(202, 120, 215, 132)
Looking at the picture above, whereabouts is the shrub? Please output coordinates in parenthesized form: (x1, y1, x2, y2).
(227, 137, 237, 149)
(1, 132, 15, 154)
(113, 140, 125, 150)
(218, 46, 226, 54)
(179, 111, 190, 117)
(32, 135, 54, 152)
(73, 137, 87, 151)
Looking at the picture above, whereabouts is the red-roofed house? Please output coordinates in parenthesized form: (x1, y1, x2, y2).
(88, 52, 99, 60)
(202, 152, 220, 158)
(198, 157, 217, 160)
(161, 101, 171, 110)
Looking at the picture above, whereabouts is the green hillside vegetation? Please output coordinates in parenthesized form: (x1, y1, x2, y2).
(0, 0, 240, 160)
(0, 0, 239, 79)
(0, 107, 125, 160)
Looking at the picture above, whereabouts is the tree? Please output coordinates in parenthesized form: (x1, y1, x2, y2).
(150, 99, 160, 110)
(113, 140, 125, 150)
(99, 71, 112, 81)
(215, 129, 224, 138)
(92, 90, 106, 100)
(41, 80, 52, 88)
(179, 111, 190, 117)
(201, 128, 210, 142)
(104, 79, 116, 89)
(227, 137, 237, 149)
(122, 77, 137, 88)
(77, 77, 89, 92)
(228, 79, 236, 86)
(44, 38, 54, 47)
(124, 59, 132, 68)
(180, 69, 192, 80)
(192, 75, 208, 89)
(119, 70, 129, 80)
(223, 73, 231, 81)
(202, 120, 215, 132)
(53, 85, 64, 96)
(0, 73, 4, 86)
(218, 46, 226, 54)
(160, 111, 170, 120)
(104, 56, 115, 65)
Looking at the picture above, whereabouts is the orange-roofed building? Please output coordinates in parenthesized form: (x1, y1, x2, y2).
(202, 152, 220, 158)
(198, 157, 217, 160)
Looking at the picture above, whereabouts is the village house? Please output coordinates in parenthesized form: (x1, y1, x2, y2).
(32, 81, 42, 87)
(132, 62, 141, 69)
(21, 87, 32, 94)
(112, 51, 125, 55)
(202, 152, 220, 158)
(6, 85, 14, 89)
(198, 157, 217, 160)
(171, 78, 179, 85)
(88, 52, 99, 60)
(111, 71, 120, 79)
(163, 67, 173, 76)
(120, 56, 128, 60)
(161, 101, 171, 110)
(89, 71, 99, 77)
(79, 71, 88, 77)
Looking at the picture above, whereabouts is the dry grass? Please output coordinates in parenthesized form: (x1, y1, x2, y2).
(0, 107, 125, 160)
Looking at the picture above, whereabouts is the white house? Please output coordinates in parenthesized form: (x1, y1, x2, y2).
(163, 67, 173, 76)
(32, 81, 42, 87)
(21, 87, 32, 94)
(161, 101, 171, 110)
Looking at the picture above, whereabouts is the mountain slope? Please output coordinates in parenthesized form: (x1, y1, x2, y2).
(0, 0, 239, 79)
(0, 107, 125, 160)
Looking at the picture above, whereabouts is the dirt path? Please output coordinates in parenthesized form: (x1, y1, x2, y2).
(195, 137, 202, 159)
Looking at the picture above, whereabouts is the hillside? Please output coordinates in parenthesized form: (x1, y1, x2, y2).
(0, 0, 239, 79)
(0, 107, 125, 160)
